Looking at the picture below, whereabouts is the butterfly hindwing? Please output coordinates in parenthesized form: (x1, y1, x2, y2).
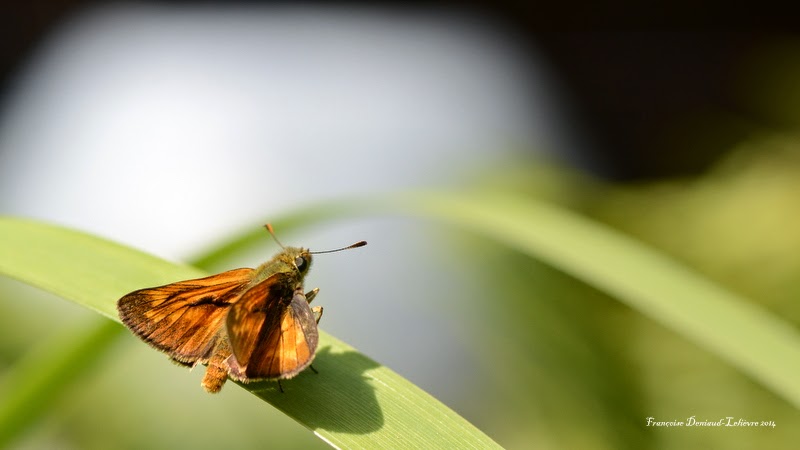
(226, 273, 319, 380)
(117, 268, 254, 365)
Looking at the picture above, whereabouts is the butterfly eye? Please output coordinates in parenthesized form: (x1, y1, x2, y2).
(294, 256, 307, 272)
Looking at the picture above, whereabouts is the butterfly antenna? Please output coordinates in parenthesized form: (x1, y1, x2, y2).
(311, 240, 367, 254)
(264, 223, 286, 249)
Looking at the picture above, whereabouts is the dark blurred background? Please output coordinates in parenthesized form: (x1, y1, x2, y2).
(1, 2, 795, 181)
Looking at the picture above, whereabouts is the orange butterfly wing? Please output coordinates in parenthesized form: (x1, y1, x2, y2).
(226, 273, 319, 380)
(117, 268, 254, 366)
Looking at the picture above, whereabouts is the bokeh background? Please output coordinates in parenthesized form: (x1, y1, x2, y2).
(1, 3, 800, 449)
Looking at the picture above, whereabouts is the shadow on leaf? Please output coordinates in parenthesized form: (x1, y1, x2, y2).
(241, 346, 383, 434)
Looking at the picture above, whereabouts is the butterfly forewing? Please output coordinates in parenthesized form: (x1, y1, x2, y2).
(227, 273, 319, 380)
(118, 268, 254, 365)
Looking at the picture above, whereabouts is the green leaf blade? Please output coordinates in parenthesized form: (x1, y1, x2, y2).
(0, 216, 501, 449)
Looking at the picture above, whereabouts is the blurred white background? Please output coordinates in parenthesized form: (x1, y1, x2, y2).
(0, 1, 569, 437)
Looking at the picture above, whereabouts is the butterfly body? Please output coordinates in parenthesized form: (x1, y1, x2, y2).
(118, 245, 323, 393)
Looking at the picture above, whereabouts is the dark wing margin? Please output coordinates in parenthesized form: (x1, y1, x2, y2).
(117, 268, 254, 365)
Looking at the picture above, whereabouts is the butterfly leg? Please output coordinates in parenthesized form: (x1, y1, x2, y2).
(312, 306, 323, 324)
(309, 306, 322, 374)
(305, 288, 319, 304)
(277, 380, 284, 393)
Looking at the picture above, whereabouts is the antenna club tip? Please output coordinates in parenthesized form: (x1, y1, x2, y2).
(264, 223, 286, 248)
(310, 239, 367, 255)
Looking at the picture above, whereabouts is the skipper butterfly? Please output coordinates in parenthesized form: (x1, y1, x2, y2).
(117, 224, 366, 393)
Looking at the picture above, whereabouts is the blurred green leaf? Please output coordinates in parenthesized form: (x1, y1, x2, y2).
(0, 217, 501, 449)
(388, 191, 800, 410)
(0, 317, 122, 447)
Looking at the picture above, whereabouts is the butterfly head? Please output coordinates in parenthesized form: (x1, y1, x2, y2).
(281, 246, 313, 276)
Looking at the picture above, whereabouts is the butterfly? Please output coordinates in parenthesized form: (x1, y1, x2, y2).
(117, 224, 366, 393)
